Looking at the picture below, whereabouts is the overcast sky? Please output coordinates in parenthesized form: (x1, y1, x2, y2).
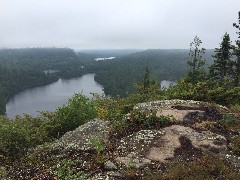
(0, 0, 239, 49)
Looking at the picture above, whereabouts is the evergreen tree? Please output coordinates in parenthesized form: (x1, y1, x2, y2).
(233, 11, 240, 86)
(210, 33, 232, 80)
(186, 36, 206, 83)
(142, 65, 151, 94)
(135, 65, 159, 100)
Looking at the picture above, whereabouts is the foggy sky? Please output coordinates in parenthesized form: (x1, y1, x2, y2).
(0, 0, 239, 49)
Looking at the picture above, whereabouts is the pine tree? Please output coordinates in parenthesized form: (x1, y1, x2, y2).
(186, 36, 206, 83)
(233, 11, 240, 86)
(210, 33, 232, 80)
(142, 65, 151, 94)
(135, 65, 159, 99)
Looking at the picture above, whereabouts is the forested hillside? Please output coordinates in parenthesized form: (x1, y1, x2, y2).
(0, 48, 88, 114)
(77, 49, 142, 58)
(93, 49, 214, 97)
(0, 48, 215, 115)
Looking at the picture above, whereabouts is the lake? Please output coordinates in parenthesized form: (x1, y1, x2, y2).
(161, 80, 176, 89)
(6, 74, 104, 119)
(6, 75, 175, 119)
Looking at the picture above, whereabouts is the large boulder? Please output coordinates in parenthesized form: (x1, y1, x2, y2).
(52, 119, 111, 151)
(115, 125, 227, 168)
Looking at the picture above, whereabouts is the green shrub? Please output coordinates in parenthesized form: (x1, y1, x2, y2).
(90, 136, 105, 153)
(126, 109, 172, 128)
(55, 158, 86, 179)
(90, 136, 105, 164)
(222, 114, 237, 124)
(0, 121, 29, 157)
(55, 93, 97, 136)
(0, 93, 97, 158)
(164, 78, 240, 106)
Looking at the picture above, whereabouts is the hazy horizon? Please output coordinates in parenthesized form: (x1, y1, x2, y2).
(1, 0, 240, 49)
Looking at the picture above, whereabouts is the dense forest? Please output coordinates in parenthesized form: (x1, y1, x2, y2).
(0, 47, 212, 115)
(0, 48, 89, 114)
(93, 49, 215, 96)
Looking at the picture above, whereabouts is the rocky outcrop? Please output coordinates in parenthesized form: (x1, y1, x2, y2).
(52, 119, 111, 151)
(114, 125, 226, 168)
(16, 100, 240, 179)
(54, 100, 238, 176)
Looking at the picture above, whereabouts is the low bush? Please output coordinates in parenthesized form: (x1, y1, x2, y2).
(0, 93, 98, 158)
(55, 93, 97, 136)
(0, 118, 29, 157)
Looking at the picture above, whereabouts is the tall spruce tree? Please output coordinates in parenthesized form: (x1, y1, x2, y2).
(210, 33, 232, 80)
(142, 65, 151, 94)
(135, 65, 158, 99)
(233, 11, 240, 86)
(186, 36, 206, 83)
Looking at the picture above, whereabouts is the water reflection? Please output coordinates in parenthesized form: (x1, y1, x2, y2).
(161, 80, 176, 89)
(6, 74, 103, 118)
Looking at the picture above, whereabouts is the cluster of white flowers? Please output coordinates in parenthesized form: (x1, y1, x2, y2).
(117, 129, 164, 156)
(134, 99, 228, 110)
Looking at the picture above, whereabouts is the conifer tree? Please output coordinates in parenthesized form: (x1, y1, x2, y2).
(135, 65, 158, 98)
(142, 65, 151, 94)
(233, 11, 240, 86)
(186, 36, 206, 83)
(210, 33, 232, 80)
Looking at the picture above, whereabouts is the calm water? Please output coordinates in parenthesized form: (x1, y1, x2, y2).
(161, 80, 176, 89)
(6, 76, 174, 119)
(6, 74, 103, 118)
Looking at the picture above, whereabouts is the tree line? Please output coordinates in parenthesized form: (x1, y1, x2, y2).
(0, 48, 90, 115)
(186, 11, 240, 87)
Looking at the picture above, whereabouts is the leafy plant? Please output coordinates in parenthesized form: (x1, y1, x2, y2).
(221, 113, 237, 129)
(55, 158, 86, 179)
(90, 136, 105, 164)
(55, 93, 97, 136)
(0, 120, 29, 157)
(90, 136, 105, 153)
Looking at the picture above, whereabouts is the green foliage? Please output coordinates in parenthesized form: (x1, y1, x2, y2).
(94, 49, 214, 97)
(90, 136, 105, 164)
(55, 158, 86, 180)
(164, 77, 240, 106)
(142, 65, 151, 93)
(0, 93, 97, 158)
(90, 136, 105, 153)
(93, 94, 134, 125)
(126, 109, 172, 128)
(0, 48, 90, 115)
(221, 113, 237, 127)
(210, 32, 233, 80)
(233, 12, 240, 38)
(134, 65, 160, 102)
(233, 40, 240, 86)
(93, 92, 172, 131)
(54, 93, 97, 136)
(186, 36, 206, 83)
(0, 117, 29, 157)
(233, 11, 240, 86)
